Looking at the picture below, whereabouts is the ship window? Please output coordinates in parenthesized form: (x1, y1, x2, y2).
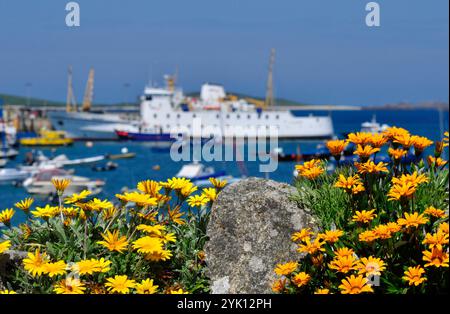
(265, 114, 269, 119)
(216, 114, 220, 119)
(247, 115, 251, 119)
(146, 95, 152, 100)
(154, 114, 157, 118)
(193, 114, 196, 118)
(276, 115, 279, 119)
(237, 114, 240, 119)
(166, 114, 170, 118)
(226, 114, 230, 119)
(177, 114, 180, 119)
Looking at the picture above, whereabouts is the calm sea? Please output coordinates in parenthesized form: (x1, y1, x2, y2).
(1, 109, 448, 224)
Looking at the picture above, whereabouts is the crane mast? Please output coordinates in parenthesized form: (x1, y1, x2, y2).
(82, 68, 95, 112)
(264, 48, 275, 109)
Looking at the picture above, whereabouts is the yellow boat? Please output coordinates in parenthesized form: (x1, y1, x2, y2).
(20, 130, 74, 146)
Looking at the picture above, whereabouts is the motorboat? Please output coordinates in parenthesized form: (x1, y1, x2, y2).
(0, 168, 30, 184)
(360, 115, 390, 134)
(0, 148, 19, 159)
(20, 151, 105, 172)
(20, 130, 74, 146)
(23, 168, 105, 196)
(175, 162, 227, 181)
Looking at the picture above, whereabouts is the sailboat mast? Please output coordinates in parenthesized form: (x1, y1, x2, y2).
(264, 48, 275, 109)
(66, 66, 77, 112)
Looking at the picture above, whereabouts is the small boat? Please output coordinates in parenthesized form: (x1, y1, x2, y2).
(0, 158, 7, 168)
(0, 148, 19, 159)
(361, 115, 390, 134)
(105, 148, 136, 160)
(92, 161, 118, 172)
(23, 168, 105, 196)
(20, 130, 74, 146)
(176, 162, 227, 181)
(0, 168, 30, 184)
(115, 129, 175, 142)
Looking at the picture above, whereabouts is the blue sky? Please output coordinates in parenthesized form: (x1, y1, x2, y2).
(0, 0, 448, 106)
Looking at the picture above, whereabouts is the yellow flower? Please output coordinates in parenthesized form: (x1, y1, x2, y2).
(0, 240, 11, 254)
(62, 207, 78, 218)
(438, 222, 449, 235)
(170, 288, 189, 294)
(423, 206, 447, 219)
(383, 126, 410, 141)
(369, 133, 388, 148)
(334, 247, 355, 258)
(351, 184, 365, 194)
(334, 174, 364, 194)
(412, 135, 433, 154)
(180, 182, 198, 197)
(97, 230, 129, 253)
(402, 266, 427, 286)
(168, 206, 186, 225)
(51, 178, 71, 193)
(116, 192, 157, 206)
(101, 206, 117, 220)
(86, 198, 113, 211)
(292, 272, 310, 287)
(22, 249, 49, 277)
(427, 156, 447, 168)
(397, 212, 429, 229)
(295, 159, 322, 173)
(64, 190, 91, 204)
(105, 275, 136, 294)
(373, 224, 393, 239)
(271, 278, 287, 293)
(209, 177, 227, 189)
(161, 232, 176, 244)
(297, 237, 326, 255)
(357, 256, 386, 276)
(145, 249, 173, 262)
(314, 288, 330, 294)
(392, 172, 429, 187)
(54, 278, 86, 294)
(352, 209, 377, 224)
(355, 161, 388, 174)
(187, 194, 209, 207)
(202, 188, 217, 202)
(132, 236, 164, 254)
(319, 230, 344, 243)
(42, 261, 67, 278)
(291, 228, 312, 242)
(443, 131, 449, 147)
(71, 258, 111, 275)
(388, 148, 407, 160)
(358, 230, 378, 243)
(137, 180, 162, 197)
(326, 139, 347, 156)
(31, 205, 59, 220)
(274, 261, 298, 276)
(422, 248, 449, 268)
(0, 290, 16, 294)
(163, 177, 193, 190)
(329, 255, 358, 274)
(14, 198, 34, 213)
(136, 224, 166, 236)
(386, 222, 401, 233)
(422, 231, 449, 251)
(354, 145, 380, 158)
(135, 278, 159, 294)
(0, 208, 14, 226)
(347, 132, 373, 146)
(387, 182, 416, 201)
(298, 166, 324, 180)
(339, 275, 374, 294)
(394, 133, 415, 149)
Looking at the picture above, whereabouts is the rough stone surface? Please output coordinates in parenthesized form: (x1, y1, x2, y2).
(0, 250, 27, 290)
(204, 177, 318, 294)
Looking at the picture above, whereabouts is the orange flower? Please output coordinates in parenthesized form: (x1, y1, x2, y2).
(388, 148, 407, 160)
(392, 172, 429, 187)
(326, 140, 347, 156)
(383, 126, 410, 141)
(334, 247, 355, 258)
(427, 156, 447, 168)
(297, 238, 326, 255)
(319, 230, 344, 243)
(271, 278, 287, 293)
(354, 145, 380, 158)
(334, 174, 363, 194)
(339, 275, 374, 294)
(397, 212, 429, 229)
(359, 230, 378, 243)
(347, 132, 372, 146)
(329, 255, 358, 274)
(423, 206, 447, 219)
(292, 272, 311, 287)
(402, 266, 427, 286)
(394, 133, 415, 149)
(355, 161, 388, 174)
(299, 167, 324, 180)
(422, 231, 449, 251)
(373, 224, 393, 240)
(357, 256, 386, 276)
(295, 159, 322, 173)
(291, 228, 313, 242)
(352, 209, 377, 224)
(369, 133, 388, 148)
(387, 182, 416, 201)
(422, 248, 449, 268)
(412, 135, 433, 154)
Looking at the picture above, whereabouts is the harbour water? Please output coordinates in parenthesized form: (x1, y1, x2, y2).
(1, 108, 448, 224)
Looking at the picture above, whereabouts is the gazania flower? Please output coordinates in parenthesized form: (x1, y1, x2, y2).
(397, 212, 429, 229)
(168, 206, 186, 225)
(402, 266, 427, 286)
(412, 135, 433, 155)
(334, 174, 363, 193)
(105, 275, 136, 294)
(101, 206, 117, 220)
(386, 222, 401, 233)
(135, 279, 159, 294)
(427, 156, 447, 168)
(145, 249, 173, 262)
(291, 228, 312, 242)
(180, 182, 198, 197)
(187, 194, 209, 207)
(169, 288, 189, 294)
(439, 222, 449, 235)
(137, 224, 166, 236)
(132, 236, 164, 254)
(359, 230, 378, 243)
(0, 208, 14, 226)
(31, 205, 59, 220)
(422, 248, 449, 268)
(369, 133, 388, 148)
(137, 180, 162, 197)
(163, 177, 193, 190)
(202, 188, 217, 202)
(97, 230, 129, 253)
(54, 278, 86, 294)
(271, 278, 287, 293)
(373, 224, 393, 239)
(351, 184, 365, 194)
(423, 206, 447, 219)
(314, 288, 330, 294)
(115, 192, 157, 206)
(62, 207, 78, 218)
(0, 290, 16, 294)
(292, 272, 311, 287)
(14, 197, 34, 213)
(22, 249, 49, 277)
(161, 232, 176, 244)
(355, 161, 388, 174)
(422, 231, 449, 251)
(388, 148, 407, 160)
(387, 182, 416, 201)
(352, 209, 377, 224)
(326, 139, 347, 157)
(444, 131, 449, 147)
(347, 132, 372, 146)
(71, 258, 111, 275)
(298, 166, 324, 180)
(297, 237, 326, 255)
(334, 247, 355, 258)
(209, 177, 227, 189)
(295, 159, 322, 173)
(394, 133, 415, 149)
(339, 275, 374, 294)
(392, 172, 429, 187)
(42, 261, 67, 278)
(86, 198, 113, 211)
(319, 230, 344, 243)
(383, 126, 410, 141)
(51, 178, 71, 193)
(354, 145, 380, 159)
(0, 240, 11, 254)
(357, 256, 386, 276)
(274, 261, 298, 276)
(64, 190, 91, 204)
(329, 255, 358, 274)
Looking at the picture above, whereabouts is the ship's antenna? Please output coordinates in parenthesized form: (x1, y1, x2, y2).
(66, 65, 77, 112)
(82, 67, 95, 112)
(264, 48, 275, 109)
